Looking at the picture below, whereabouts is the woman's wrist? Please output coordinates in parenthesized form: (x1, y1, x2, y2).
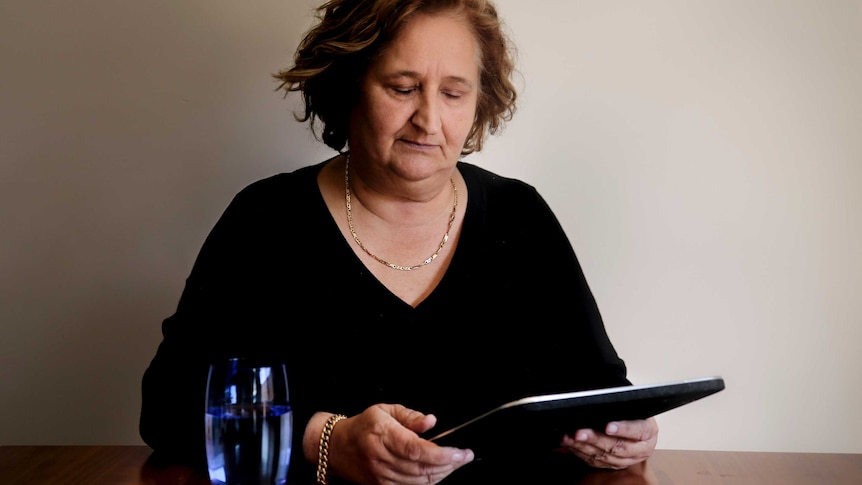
(303, 411, 350, 484)
(303, 412, 333, 464)
(316, 414, 348, 484)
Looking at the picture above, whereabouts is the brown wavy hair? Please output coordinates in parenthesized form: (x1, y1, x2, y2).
(273, 0, 517, 155)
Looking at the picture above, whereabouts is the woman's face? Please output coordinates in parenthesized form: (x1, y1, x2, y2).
(348, 12, 480, 186)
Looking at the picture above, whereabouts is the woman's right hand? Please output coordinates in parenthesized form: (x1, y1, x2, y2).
(324, 404, 474, 485)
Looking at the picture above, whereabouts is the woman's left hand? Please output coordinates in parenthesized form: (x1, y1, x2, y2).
(558, 417, 658, 470)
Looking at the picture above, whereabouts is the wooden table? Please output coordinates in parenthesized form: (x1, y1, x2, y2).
(1, 446, 860, 484)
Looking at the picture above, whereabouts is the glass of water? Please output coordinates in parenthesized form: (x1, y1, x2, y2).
(205, 358, 292, 485)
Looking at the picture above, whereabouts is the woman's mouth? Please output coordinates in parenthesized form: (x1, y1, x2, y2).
(400, 139, 437, 150)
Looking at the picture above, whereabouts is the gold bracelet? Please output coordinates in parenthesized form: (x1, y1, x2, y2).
(316, 413, 347, 485)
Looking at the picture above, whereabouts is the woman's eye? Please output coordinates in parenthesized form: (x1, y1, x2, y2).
(392, 86, 416, 95)
(443, 91, 462, 99)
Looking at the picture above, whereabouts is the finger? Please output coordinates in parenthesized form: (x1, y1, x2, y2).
(379, 417, 473, 464)
(396, 460, 469, 483)
(385, 433, 473, 467)
(381, 405, 471, 464)
(581, 447, 632, 470)
(605, 418, 659, 442)
(407, 413, 437, 435)
(386, 467, 453, 485)
(572, 426, 649, 453)
(561, 436, 635, 470)
(382, 446, 474, 484)
(387, 404, 437, 435)
(564, 430, 652, 469)
(370, 405, 473, 482)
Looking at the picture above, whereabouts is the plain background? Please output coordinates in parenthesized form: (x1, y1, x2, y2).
(2, 0, 860, 453)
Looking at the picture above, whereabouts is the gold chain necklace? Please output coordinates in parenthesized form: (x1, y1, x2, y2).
(345, 155, 457, 271)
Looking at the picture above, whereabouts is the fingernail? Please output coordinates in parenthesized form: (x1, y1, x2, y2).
(453, 450, 474, 462)
(562, 435, 574, 446)
(576, 431, 588, 442)
(607, 423, 619, 435)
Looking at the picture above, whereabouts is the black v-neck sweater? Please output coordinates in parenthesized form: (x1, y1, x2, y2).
(140, 160, 628, 482)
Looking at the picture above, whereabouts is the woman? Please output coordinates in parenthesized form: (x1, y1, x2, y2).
(140, 1, 658, 484)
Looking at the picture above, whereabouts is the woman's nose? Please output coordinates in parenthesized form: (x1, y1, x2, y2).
(410, 93, 442, 135)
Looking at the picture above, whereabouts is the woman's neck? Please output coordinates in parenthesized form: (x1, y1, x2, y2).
(345, 154, 459, 228)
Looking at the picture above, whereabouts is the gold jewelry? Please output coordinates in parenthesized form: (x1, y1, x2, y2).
(316, 413, 347, 485)
(345, 155, 457, 271)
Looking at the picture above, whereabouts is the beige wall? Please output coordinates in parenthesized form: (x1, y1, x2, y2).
(2, 1, 860, 452)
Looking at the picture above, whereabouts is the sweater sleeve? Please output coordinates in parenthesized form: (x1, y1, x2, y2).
(139, 186, 258, 468)
(534, 192, 629, 388)
(139, 179, 316, 480)
(463, 164, 629, 395)
(523, 190, 629, 391)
